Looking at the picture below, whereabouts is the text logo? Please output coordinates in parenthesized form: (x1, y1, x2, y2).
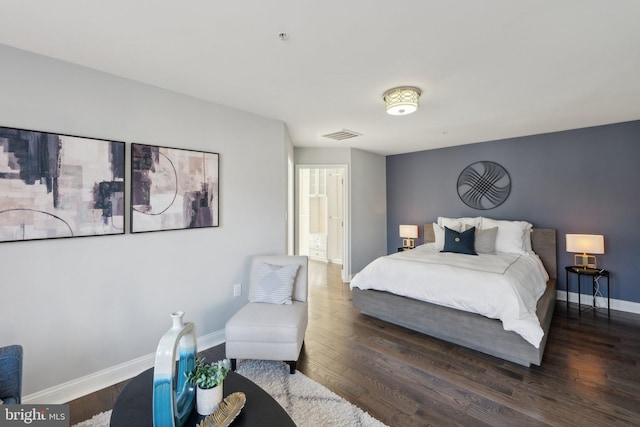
(0, 405, 69, 427)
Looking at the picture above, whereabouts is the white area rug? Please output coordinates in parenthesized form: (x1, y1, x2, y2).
(71, 410, 111, 427)
(72, 360, 387, 427)
(236, 360, 386, 427)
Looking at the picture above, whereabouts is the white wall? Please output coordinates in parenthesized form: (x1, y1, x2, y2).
(349, 148, 387, 274)
(285, 128, 295, 255)
(295, 147, 350, 165)
(294, 147, 387, 278)
(0, 44, 288, 398)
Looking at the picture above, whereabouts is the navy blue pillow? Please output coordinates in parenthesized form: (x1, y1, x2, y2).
(441, 226, 477, 255)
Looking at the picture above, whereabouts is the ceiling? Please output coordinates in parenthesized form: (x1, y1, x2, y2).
(1, 0, 639, 156)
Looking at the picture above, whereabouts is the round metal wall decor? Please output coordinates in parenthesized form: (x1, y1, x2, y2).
(457, 161, 511, 210)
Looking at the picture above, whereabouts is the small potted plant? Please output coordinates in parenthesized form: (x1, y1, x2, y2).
(185, 357, 231, 415)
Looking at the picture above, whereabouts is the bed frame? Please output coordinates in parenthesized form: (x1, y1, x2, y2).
(352, 225, 557, 367)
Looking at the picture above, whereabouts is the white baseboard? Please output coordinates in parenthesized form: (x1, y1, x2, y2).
(197, 329, 226, 352)
(23, 329, 225, 404)
(556, 291, 640, 314)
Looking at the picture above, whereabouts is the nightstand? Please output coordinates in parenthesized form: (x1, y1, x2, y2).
(565, 266, 610, 316)
(397, 247, 413, 252)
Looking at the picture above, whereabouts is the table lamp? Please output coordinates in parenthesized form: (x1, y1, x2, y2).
(399, 225, 418, 248)
(566, 234, 604, 269)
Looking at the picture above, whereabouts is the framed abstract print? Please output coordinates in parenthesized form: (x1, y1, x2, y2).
(0, 126, 125, 242)
(131, 143, 219, 233)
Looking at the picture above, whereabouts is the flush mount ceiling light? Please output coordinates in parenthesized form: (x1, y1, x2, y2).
(383, 86, 422, 116)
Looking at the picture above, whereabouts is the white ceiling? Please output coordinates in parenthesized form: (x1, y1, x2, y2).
(1, 0, 639, 155)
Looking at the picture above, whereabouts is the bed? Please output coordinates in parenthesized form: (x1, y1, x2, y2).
(351, 221, 557, 367)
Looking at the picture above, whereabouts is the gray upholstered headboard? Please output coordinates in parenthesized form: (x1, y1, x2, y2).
(531, 228, 557, 280)
(423, 224, 557, 280)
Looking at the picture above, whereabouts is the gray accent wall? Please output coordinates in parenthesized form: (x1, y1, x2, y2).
(0, 44, 288, 396)
(386, 120, 640, 303)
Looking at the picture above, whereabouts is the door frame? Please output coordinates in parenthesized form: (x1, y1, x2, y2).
(295, 164, 350, 282)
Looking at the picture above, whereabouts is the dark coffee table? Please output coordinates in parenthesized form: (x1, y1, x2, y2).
(111, 368, 295, 427)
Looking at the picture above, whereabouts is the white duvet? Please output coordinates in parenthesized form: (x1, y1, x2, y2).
(350, 243, 550, 347)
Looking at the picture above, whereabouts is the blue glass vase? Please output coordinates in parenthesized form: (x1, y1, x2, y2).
(152, 311, 197, 427)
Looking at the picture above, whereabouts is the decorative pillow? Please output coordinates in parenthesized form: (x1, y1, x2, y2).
(435, 222, 487, 252)
(441, 226, 477, 255)
(250, 263, 299, 305)
(480, 217, 532, 254)
(474, 226, 498, 254)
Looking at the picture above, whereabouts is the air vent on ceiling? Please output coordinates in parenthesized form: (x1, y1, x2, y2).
(322, 129, 362, 141)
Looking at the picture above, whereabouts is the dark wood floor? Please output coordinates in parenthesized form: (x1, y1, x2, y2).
(70, 261, 640, 426)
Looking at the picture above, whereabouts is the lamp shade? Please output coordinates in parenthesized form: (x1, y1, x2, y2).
(566, 234, 604, 254)
(399, 225, 418, 239)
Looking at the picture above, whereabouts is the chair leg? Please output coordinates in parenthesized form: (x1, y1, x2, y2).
(286, 361, 296, 374)
(230, 359, 237, 371)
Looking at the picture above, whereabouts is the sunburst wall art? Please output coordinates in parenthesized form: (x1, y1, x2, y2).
(456, 161, 511, 210)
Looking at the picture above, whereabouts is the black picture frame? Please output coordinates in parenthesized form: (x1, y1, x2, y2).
(0, 125, 125, 243)
(130, 143, 219, 233)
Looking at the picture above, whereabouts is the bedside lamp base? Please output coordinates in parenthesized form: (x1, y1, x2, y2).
(574, 253, 597, 269)
(402, 238, 415, 249)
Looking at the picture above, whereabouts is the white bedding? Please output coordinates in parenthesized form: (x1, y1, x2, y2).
(350, 243, 550, 347)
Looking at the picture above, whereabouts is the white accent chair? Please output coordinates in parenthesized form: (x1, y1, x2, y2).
(225, 255, 308, 374)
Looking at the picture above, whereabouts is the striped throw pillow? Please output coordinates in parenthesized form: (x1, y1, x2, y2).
(251, 263, 299, 305)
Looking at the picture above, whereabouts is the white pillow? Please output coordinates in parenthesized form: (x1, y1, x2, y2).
(250, 263, 299, 305)
(437, 216, 481, 231)
(480, 217, 531, 255)
(433, 223, 445, 250)
(524, 226, 533, 252)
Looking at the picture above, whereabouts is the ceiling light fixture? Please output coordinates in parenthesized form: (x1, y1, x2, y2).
(383, 86, 422, 116)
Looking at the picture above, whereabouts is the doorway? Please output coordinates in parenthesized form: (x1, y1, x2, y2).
(296, 165, 348, 281)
